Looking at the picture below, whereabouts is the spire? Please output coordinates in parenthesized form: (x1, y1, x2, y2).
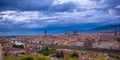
(114, 27, 117, 36)
(65, 30, 70, 36)
(114, 26, 118, 41)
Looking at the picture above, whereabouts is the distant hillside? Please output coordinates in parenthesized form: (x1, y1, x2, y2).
(89, 24, 120, 32)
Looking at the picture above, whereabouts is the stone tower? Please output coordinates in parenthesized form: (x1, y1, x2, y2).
(114, 27, 117, 37)
(44, 30, 47, 38)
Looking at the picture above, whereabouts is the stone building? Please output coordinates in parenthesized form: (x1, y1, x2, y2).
(92, 33, 119, 49)
(84, 39, 92, 49)
(92, 41, 118, 49)
(0, 43, 3, 60)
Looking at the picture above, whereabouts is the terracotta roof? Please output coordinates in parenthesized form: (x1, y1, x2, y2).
(99, 34, 115, 41)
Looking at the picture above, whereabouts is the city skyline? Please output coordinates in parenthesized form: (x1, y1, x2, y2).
(0, 0, 120, 36)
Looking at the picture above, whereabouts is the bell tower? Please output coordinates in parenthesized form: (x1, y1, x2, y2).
(44, 30, 47, 38)
(114, 27, 118, 41)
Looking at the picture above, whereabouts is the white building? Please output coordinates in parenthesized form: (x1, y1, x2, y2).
(76, 41, 84, 47)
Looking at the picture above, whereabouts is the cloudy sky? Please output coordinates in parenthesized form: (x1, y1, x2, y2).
(0, 0, 120, 36)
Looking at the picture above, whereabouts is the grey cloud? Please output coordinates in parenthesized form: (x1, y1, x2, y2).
(0, 0, 77, 12)
(108, 7, 120, 19)
(96, 0, 120, 19)
(0, 0, 54, 11)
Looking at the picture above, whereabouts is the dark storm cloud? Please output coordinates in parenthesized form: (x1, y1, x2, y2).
(94, 0, 120, 19)
(90, 0, 120, 10)
(0, 0, 53, 11)
(0, 0, 77, 12)
(103, 0, 120, 20)
(102, 0, 120, 8)
(0, 0, 120, 12)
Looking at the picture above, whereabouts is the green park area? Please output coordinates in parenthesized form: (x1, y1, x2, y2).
(4, 56, 109, 60)
(4, 47, 120, 60)
(4, 56, 51, 60)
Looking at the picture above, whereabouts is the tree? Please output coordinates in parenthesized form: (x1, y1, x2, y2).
(13, 44, 24, 49)
(35, 56, 51, 60)
(96, 58, 107, 60)
(62, 56, 79, 60)
(4, 56, 51, 60)
(4, 56, 16, 60)
(39, 47, 57, 56)
(56, 52, 60, 58)
(60, 50, 64, 58)
(71, 51, 79, 58)
(55, 50, 64, 58)
(20, 56, 33, 60)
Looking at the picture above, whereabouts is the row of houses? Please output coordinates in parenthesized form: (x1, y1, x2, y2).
(9, 33, 120, 50)
(76, 34, 120, 49)
(76, 41, 119, 49)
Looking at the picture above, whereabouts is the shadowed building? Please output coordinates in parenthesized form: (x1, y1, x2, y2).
(117, 37, 120, 49)
(84, 39, 92, 49)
